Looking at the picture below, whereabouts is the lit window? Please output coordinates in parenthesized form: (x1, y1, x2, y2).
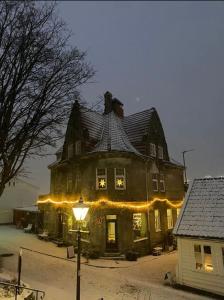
(67, 173, 73, 193)
(160, 174, 165, 192)
(115, 168, 126, 190)
(194, 244, 213, 272)
(96, 168, 107, 190)
(204, 246, 213, 272)
(154, 209, 161, 232)
(152, 174, 158, 192)
(167, 209, 173, 229)
(75, 141, 81, 155)
(133, 213, 147, 240)
(158, 146, 163, 159)
(176, 208, 181, 217)
(67, 143, 73, 159)
(150, 143, 156, 157)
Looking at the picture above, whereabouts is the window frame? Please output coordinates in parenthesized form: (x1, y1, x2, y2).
(96, 168, 107, 190)
(158, 146, 164, 159)
(193, 244, 214, 272)
(114, 168, 126, 190)
(67, 143, 73, 159)
(154, 209, 161, 232)
(75, 140, 82, 155)
(152, 174, 159, 192)
(159, 174, 166, 192)
(66, 172, 73, 193)
(167, 208, 173, 229)
(133, 213, 148, 241)
(150, 143, 156, 157)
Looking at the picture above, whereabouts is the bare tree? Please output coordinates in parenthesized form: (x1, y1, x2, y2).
(0, 1, 95, 196)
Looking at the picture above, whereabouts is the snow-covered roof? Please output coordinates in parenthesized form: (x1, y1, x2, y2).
(92, 112, 141, 154)
(14, 205, 39, 212)
(173, 177, 224, 239)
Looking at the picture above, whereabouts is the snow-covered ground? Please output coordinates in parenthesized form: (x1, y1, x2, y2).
(0, 225, 216, 300)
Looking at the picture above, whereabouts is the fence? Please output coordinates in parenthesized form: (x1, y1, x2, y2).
(0, 281, 45, 300)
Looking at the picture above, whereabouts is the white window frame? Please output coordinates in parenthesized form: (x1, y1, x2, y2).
(152, 174, 158, 192)
(167, 209, 173, 229)
(75, 140, 81, 155)
(194, 244, 214, 272)
(160, 174, 165, 192)
(114, 168, 126, 190)
(154, 209, 161, 232)
(158, 146, 164, 159)
(96, 168, 107, 190)
(150, 143, 156, 157)
(67, 143, 73, 159)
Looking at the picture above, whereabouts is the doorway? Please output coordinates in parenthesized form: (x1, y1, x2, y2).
(106, 215, 118, 251)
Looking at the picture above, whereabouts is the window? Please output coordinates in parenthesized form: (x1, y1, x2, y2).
(150, 143, 156, 157)
(75, 141, 81, 155)
(67, 173, 73, 193)
(160, 174, 165, 192)
(154, 209, 161, 232)
(133, 213, 147, 240)
(167, 209, 173, 229)
(67, 143, 73, 159)
(158, 146, 164, 159)
(115, 168, 126, 190)
(152, 174, 158, 191)
(96, 168, 107, 190)
(194, 244, 213, 272)
(176, 208, 181, 217)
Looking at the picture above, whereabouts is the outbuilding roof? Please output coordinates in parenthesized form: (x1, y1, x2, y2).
(173, 177, 224, 239)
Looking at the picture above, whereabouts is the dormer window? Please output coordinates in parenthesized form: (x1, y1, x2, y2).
(158, 146, 163, 159)
(150, 143, 156, 157)
(160, 174, 165, 192)
(115, 168, 126, 190)
(152, 174, 158, 192)
(96, 168, 107, 190)
(75, 141, 81, 155)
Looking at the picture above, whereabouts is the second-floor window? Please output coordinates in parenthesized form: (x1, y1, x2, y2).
(154, 209, 161, 232)
(152, 174, 158, 192)
(115, 168, 126, 190)
(167, 209, 173, 229)
(96, 168, 107, 190)
(158, 146, 164, 159)
(160, 174, 165, 192)
(150, 143, 156, 157)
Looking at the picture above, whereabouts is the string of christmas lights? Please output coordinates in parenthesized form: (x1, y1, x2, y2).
(37, 197, 183, 210)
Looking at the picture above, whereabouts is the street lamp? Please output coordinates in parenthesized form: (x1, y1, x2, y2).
(71, 197, 89, 300)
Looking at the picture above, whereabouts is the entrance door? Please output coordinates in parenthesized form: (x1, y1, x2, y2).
(106, 215, 118, 251)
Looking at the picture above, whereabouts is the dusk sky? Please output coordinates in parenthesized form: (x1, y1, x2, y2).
(27, 1, 224, 194)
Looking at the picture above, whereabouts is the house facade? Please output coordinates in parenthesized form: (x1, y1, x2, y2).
(173, 177, 224, 297)
(38, 91, 184, 255)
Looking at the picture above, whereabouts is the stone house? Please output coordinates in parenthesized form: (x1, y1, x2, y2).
(38, 91, 184, 256)
(173, 177, 224, 297)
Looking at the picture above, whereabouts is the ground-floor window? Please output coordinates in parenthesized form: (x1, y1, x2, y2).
(194, 244, 213, 272)
(154, 209, 161, 232)
(167, 209, 173, 229)
(133, 213, 147, 240)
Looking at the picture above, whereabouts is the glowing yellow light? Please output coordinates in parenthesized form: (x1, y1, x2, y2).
(37, 197, 183, 210)
(116, 179, 124, 187)
(99, 179, 106, 188)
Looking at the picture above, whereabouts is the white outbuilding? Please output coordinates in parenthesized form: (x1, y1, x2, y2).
(173, 177, 224, 297)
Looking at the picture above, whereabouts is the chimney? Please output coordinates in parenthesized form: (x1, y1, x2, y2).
(112, 98, 124, 118)
(104, 91, 113, 114)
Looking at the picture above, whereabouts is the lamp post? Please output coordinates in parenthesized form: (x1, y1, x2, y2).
(182, 149, 194, 184)
(71, 197, 89, 300)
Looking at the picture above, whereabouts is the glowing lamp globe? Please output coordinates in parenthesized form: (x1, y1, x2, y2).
(72, 197, 89, 221)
